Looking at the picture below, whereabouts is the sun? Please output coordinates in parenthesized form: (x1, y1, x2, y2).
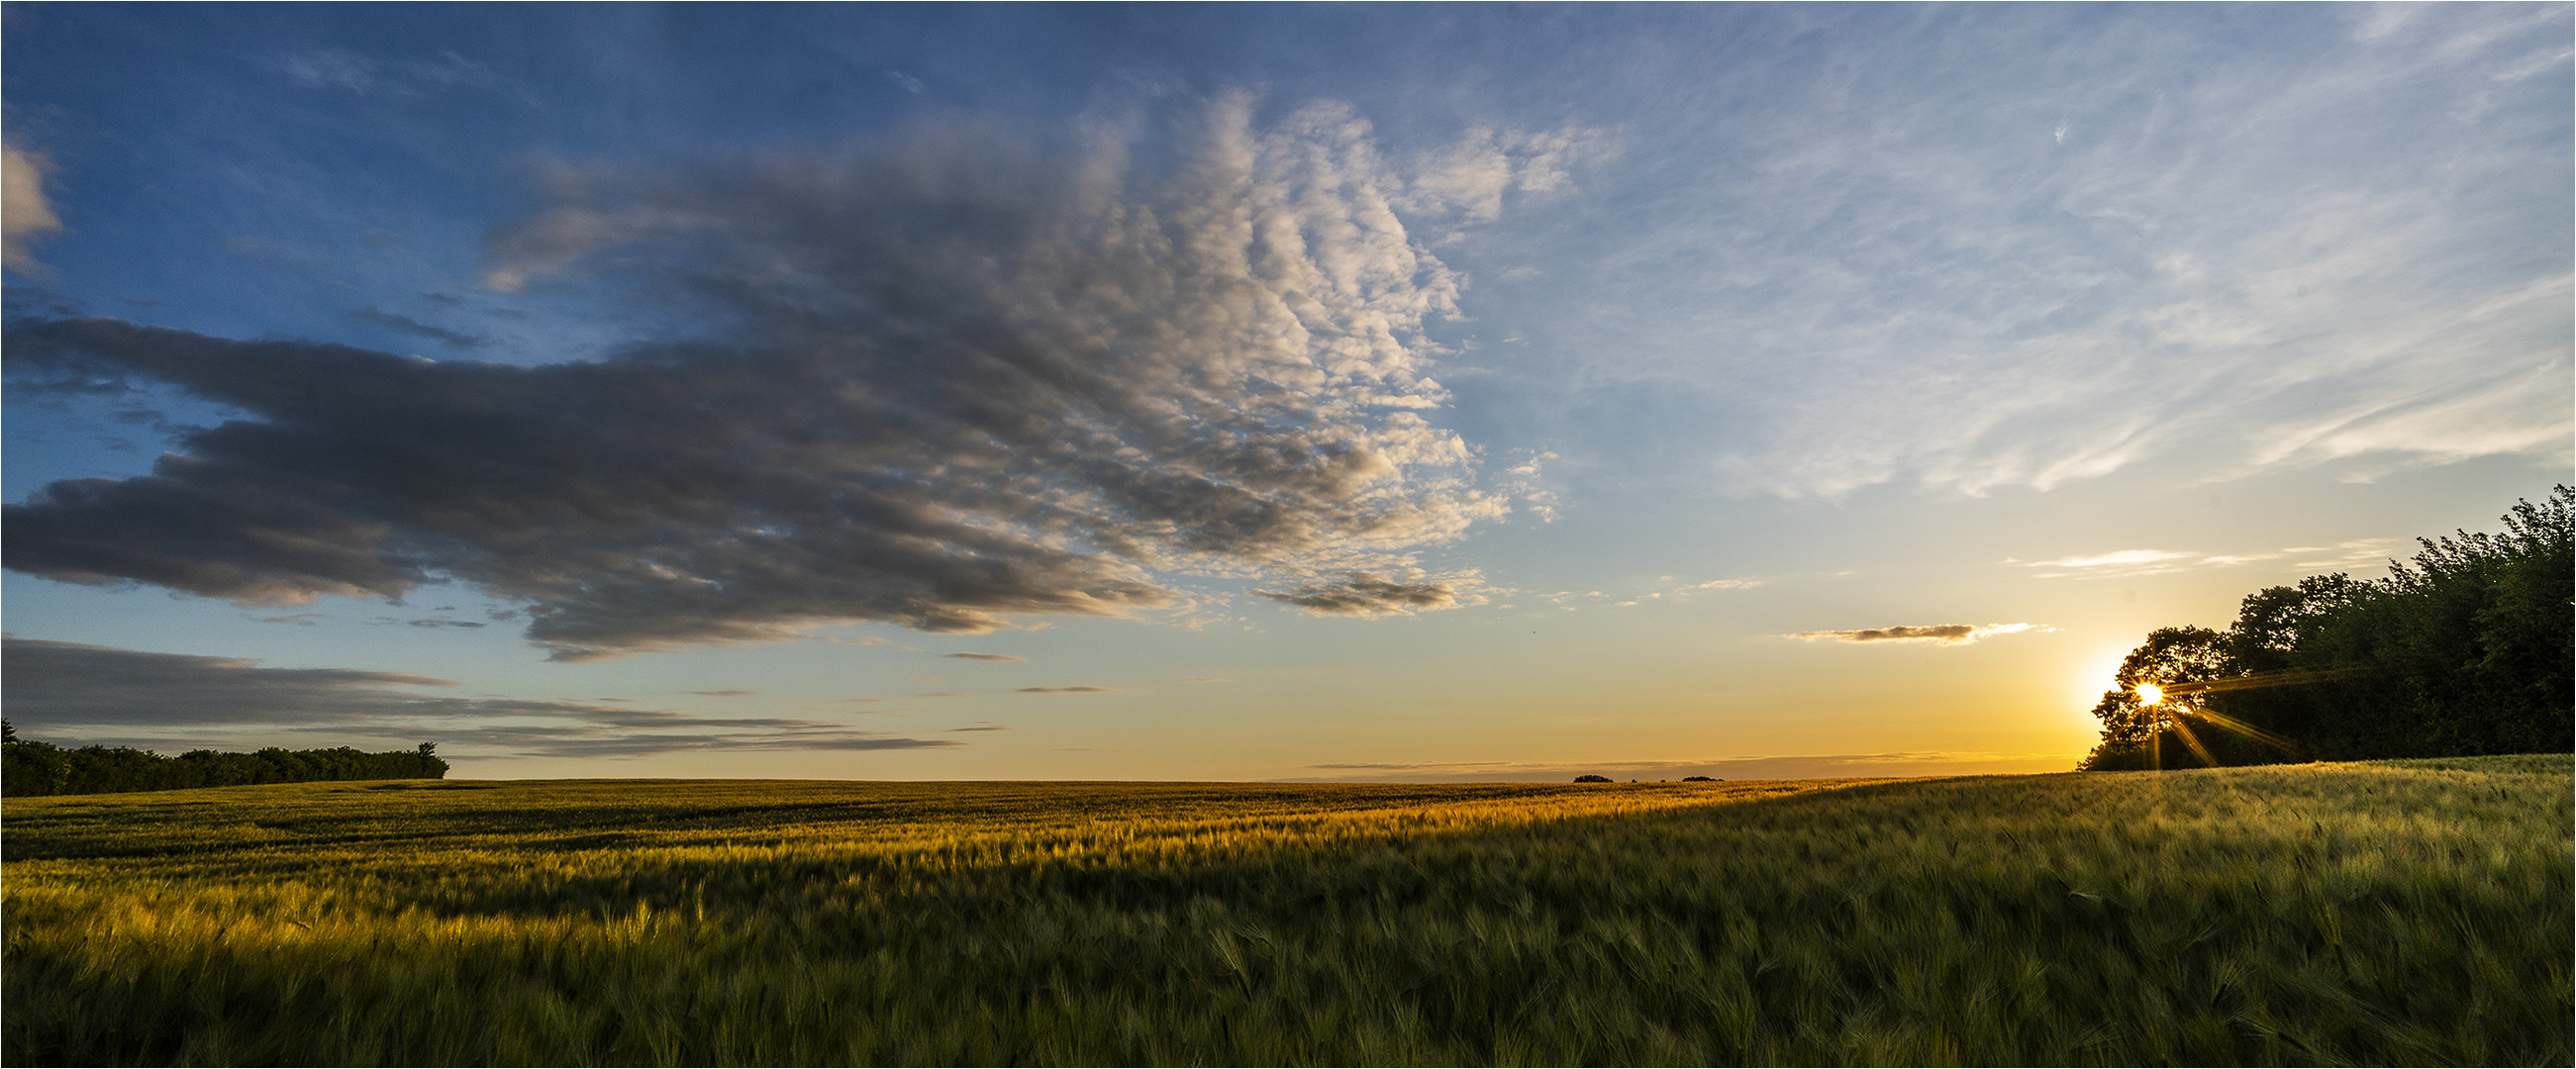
(2134, 682, 2164, 705)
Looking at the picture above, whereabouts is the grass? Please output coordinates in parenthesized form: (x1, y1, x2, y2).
(4, 757, 2569, 1066)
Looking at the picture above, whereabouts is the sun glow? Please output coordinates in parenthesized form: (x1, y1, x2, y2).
(2134, 682, 2163, 705)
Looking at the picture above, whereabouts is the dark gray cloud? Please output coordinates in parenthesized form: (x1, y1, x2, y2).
(3, 99, 1553, 659)
(349, 308, 485, 349)
(1787, 623, 2041, 645)
(0, 636, 950, 759)
(941, 652, 1026, 662)
(1254, 571, 1461, 616)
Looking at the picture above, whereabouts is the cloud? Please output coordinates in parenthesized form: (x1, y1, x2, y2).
(1554, 7, 2570, 498)
(941, 652, 1027, 662)
(1400, 124, 1617, 231)
(3, 144, 64, 275)
(1018, 686, 1114, 694)
(1252, 570, 1466, 616)
(277, 49, 530, 103)
(947, 724, 1010, 731)
(1788, 623, 2042, 645)
(0, 636, 947, 759)
(686, 689, 757, 697)
(2021, 539, 2406, 578)
(2028, 549, 2196, 569)
(2, 97, 1560, 659)
(280, 49, 378, 91)
(405, 618, 486, 629)
(350, 308, 486, 349)
(1285, 751, 2084, 782)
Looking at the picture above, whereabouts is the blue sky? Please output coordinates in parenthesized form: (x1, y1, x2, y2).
(4, 4, 2567, 780)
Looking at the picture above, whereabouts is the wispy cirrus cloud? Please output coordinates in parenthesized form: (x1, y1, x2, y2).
(1788, 623, 2043, 645)
(5, 97, 1593, 659)
(1549, 5, 2570, 500)
(2018, 538, 2406, 578)
(2026, 549, 2196, 570)
(349, 308, 485, 349)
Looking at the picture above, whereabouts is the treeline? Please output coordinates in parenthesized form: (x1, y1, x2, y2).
(2081, 487, 2573, 771)
(2, 723, 446, 797)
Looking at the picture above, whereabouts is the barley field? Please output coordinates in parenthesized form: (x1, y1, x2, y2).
(5, 757, 2569, 1066)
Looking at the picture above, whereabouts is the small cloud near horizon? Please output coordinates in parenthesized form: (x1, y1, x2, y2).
(1288, 750, 2082, 783)
(942, 652, 1027, 662)
(1019, 686, 1115, 694)
(1788, 623, 2044, 645)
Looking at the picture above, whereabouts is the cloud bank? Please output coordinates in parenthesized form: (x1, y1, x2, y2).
(4, 97, 1571, 659)
(0, 637, 947, 759)
(1788, 623, 2041, 645)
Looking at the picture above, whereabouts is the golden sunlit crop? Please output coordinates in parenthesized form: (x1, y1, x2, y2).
(8, 760, 2573, 1066)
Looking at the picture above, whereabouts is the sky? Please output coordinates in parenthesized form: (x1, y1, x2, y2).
(2, 3, 2568, 782)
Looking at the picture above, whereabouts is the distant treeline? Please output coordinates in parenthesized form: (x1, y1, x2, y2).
(1, 723, 446, 797)
(2081, 487, 2573, 771)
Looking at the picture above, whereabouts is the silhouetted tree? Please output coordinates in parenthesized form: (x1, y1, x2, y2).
(2082, 487, 2573, 769)
(1, 733, 449, 797)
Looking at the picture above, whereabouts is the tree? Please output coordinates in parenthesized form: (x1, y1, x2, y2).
(2078, 627, 2233, 771)
(2080, 487, 2573, 769)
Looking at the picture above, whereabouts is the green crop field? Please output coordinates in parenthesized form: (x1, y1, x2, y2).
(5, 757, 2569, 1066)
